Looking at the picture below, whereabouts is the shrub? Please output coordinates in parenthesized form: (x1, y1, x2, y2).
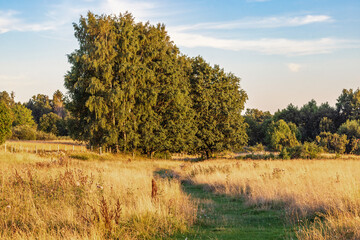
(288, 142, 322, 159)
(11, 125, 37, 140)
(316, 132, 348, 154)
(248, 143, 265, 153)
(279, 148, 290, 159)
(36, 130, 57, 140)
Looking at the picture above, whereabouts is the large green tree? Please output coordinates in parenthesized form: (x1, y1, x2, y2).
(65, 12, 196, 154)
(189, 56, 248, 158)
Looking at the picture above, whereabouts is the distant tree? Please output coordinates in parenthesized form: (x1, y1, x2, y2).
(52, 90, 67, 118)
(319, 117, 335, 133)
(266, 119, 299, 151)
(12, 104, 36, 127)
(0, 91, 15, 108)
(244, 108, 272, 146)
(39, 112, 61, 135)
(338, 119, 360, 153)
(0, 102, 12, 144)
(189, 56, 248, 158)
(25, 94, 52, 123)
(336, 88, 360, 124)
(275, 100, 337, 142)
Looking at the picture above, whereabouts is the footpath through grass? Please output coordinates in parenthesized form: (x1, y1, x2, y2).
(174, 183, 295, 240)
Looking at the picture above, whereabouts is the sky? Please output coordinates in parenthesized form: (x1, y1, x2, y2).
(0, 0, 359, 113)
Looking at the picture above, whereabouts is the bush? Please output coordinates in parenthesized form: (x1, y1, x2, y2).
(316, 132, 348, 154)
(288, 142, 322, 159)
(279, 148, 290, 159)
(11, 125, 37, 140)
(248, 143, 265, 153)
(36, 131, 57, 140)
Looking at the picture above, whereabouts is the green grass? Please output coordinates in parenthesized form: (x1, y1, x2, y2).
(173, 183, 295, 240)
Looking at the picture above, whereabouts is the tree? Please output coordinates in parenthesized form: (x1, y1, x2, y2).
(244, 108, 272, 146)
(12, 104, 36, 127)
(0, 102, 12, 144)
(189, 56, 248, 158)
(25, 94, 52, 123)
(266, 119, 299, 151)
(336, 88, 360, 124)
(0, 91, 15, 108)
(337, 119, 360, 153)
(39, 112, 61, 135)
(65, 12, 195, 154)
(52, 90, 67, 118)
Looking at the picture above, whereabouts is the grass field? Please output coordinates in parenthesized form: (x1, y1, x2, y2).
(1, 141, 360, 239)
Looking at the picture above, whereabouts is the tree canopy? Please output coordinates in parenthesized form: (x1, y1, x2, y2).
(64, 12, 248, 156)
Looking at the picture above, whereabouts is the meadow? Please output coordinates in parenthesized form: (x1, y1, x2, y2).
(1, 140, 360, 239)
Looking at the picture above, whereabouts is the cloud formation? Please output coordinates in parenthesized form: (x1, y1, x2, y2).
(172, 15, 333, 31)
(169, 31, 359, 56)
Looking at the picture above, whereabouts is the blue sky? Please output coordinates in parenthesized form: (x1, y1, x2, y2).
(0, 0, 359, 112)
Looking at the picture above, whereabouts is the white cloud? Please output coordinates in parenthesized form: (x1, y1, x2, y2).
(172, 15, 333, 31)
(0, 10, 57, 34)
(99, 0, 164, 21)
(169, 31, 360, 55)
(287, 63, 302, 72)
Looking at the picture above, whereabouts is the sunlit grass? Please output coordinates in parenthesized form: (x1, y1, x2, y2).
(0, 151, 196, 239)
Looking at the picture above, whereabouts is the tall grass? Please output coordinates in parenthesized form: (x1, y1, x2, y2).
(0, 152, 196, 239)
(177, 159, 360, 239)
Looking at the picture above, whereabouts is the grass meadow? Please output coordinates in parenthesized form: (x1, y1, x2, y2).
(1, 140, 360, 239)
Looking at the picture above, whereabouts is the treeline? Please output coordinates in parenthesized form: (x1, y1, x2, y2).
(0, 11, 359, 158)
(245, 88, 360, 156)
(0, 90, 69, 141)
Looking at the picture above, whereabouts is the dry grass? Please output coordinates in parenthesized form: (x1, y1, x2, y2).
(176, 159, 360, 239)
(0, 151, 196, 239)
(3, 140, 87, 153)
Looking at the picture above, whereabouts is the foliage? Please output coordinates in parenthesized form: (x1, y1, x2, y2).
(11, 104, 36, 127)
(244, 108, 272, 145)
(247, 143, 265, 153)
(189, 56, 248, 158)
(52, 90, 67, 118)
(39, 112, 61, 135)
(25, 94, 52, 123)
(319, 116, 335, 133)
(0, 91, 15, 108)
(274, 100, 337, 141)
(336, 88, 360, 124)
(11, 125, 37, 140)
(279, 147, 290, 159)
(265, 119, 299, 151)
(288, 142, 322, 159)
(337, 119, 360, 153)
(65, 12, 247, 155)
(0, 102, 12, 144)
(316, 132, 348, 154)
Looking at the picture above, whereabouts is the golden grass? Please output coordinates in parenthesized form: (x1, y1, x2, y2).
(3, 140, 87, 153)
(0, 151, 196, 239)
(176, 159, 360, 239)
